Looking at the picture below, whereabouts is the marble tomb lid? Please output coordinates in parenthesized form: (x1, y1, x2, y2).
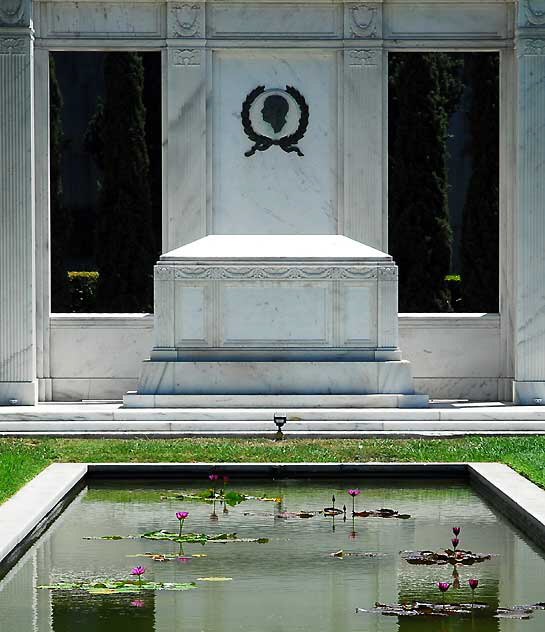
(160, 235, 392, 264)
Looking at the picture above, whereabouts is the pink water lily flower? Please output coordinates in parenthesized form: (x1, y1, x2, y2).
(176, 511, 189, 520)
(131, 599, 145, 608)
(452, 526, 460, 536)
(468, 578, 479, 590)
(451, 537, 459, 550)
(130, 566, 145, 586)
(437, 582, 450, 592)
(348, 489, 360, 515)
(209, 474, 219, 481)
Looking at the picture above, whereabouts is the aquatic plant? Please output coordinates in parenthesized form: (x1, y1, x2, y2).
(437, 581, 450, 608)
(39, 579, 196, 595)
(452, 526, 461, 536)
(356, 601, 544, 619)
(176, 511, 189, 538)
(130, 565, 145, 586)
(451, 538, 459, 550)
(348, 489, 360, 515)
(469, 578, 479, 607)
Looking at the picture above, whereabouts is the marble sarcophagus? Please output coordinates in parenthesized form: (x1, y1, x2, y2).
(124, 235, 427, 407)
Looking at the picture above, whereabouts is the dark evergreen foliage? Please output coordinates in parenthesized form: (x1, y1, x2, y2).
(460, 54, 499, 312)
(49, 56, 72, 313)
(388, 53, 463, 312)
(94, 53, 156, 312)
(142, 54, 163, 255)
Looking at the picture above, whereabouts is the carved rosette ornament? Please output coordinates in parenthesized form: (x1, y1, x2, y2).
(0, 36, 26, 55)
(155, 266, 174, 279)
(0, 0, 26, 26)
(350, 4, 377, 38)
(170, 4, 201, 37)
(523, 39, 545, 55)
(349, 49, 379, 67)
(173, 49, 201, 67)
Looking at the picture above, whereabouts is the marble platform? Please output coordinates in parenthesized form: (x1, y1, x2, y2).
(124, 235, 427, 408)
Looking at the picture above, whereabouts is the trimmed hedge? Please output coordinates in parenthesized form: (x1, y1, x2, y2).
(65, 271, 98, 313)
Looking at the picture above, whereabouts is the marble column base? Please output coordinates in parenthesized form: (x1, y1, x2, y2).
(0, 381, 37, 406)
(513, 381, 545, 405)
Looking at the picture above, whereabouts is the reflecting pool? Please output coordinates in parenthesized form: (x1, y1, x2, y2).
(1, 478, 544, 631)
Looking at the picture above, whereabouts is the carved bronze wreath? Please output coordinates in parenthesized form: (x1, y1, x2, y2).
(241, 85, 309, 158)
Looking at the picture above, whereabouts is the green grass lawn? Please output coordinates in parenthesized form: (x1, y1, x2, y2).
(1, 436, 545, 505)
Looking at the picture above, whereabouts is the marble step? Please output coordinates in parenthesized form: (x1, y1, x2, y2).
(2, 418, 545, 434)
(2, 403, 545, 422)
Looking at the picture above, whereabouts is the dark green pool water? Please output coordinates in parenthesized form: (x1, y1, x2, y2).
(1, 478, 544, 632)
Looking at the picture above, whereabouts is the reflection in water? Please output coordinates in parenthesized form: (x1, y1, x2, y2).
(1, 479, 545, 632)
(52, 592, 155, 631)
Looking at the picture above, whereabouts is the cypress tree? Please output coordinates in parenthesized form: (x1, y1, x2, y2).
(142, 53, 163, 255)
(460, 54, 499, 312)
(388, 53, 462, 312)
(49, 55, 72, 312)
(94, 52, 156, 312)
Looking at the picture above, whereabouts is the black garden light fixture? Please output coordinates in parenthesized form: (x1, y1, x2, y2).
(273, 413, 287, 440)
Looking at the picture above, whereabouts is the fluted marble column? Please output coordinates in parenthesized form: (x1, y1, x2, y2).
(0, 0, 37, 405)
(513, 5, 545, 404)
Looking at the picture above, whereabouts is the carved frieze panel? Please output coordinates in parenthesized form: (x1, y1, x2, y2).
(170, 266, 380, 280)
(169, 4, 203, 38)
(0, 0, 29, 27)
(346, 4, 381, 39)
(0, 36, 26, 55)
(348, 49, 379, 68)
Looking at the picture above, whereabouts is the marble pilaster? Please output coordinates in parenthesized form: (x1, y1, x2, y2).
(513, 5, 545, 403)
(342, 2, 386, 252)
(164, 32, 207, 251)
(0, 0, 37, 405)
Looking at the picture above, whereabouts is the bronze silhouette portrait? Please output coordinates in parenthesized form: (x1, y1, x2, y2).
(261, 95, 289, 134)
(242, 85, 309, 157)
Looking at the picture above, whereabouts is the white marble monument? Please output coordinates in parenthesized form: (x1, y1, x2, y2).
(3, 0, 544, 405)
(124, 235, 427, 407)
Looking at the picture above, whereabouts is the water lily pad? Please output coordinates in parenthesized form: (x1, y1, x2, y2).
(197, 577, 233, 582)
(141, 530, 268, 544)
(401, 549, 492, 566)
(353, 508, 411, 519)
(356, 601, 536, 619)
(38, 580, 196, 594)
(162, 490, 281, 504)
(276, 511, 319, 519)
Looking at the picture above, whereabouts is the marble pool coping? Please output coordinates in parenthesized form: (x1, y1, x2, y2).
(1, 462, 545, 571)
